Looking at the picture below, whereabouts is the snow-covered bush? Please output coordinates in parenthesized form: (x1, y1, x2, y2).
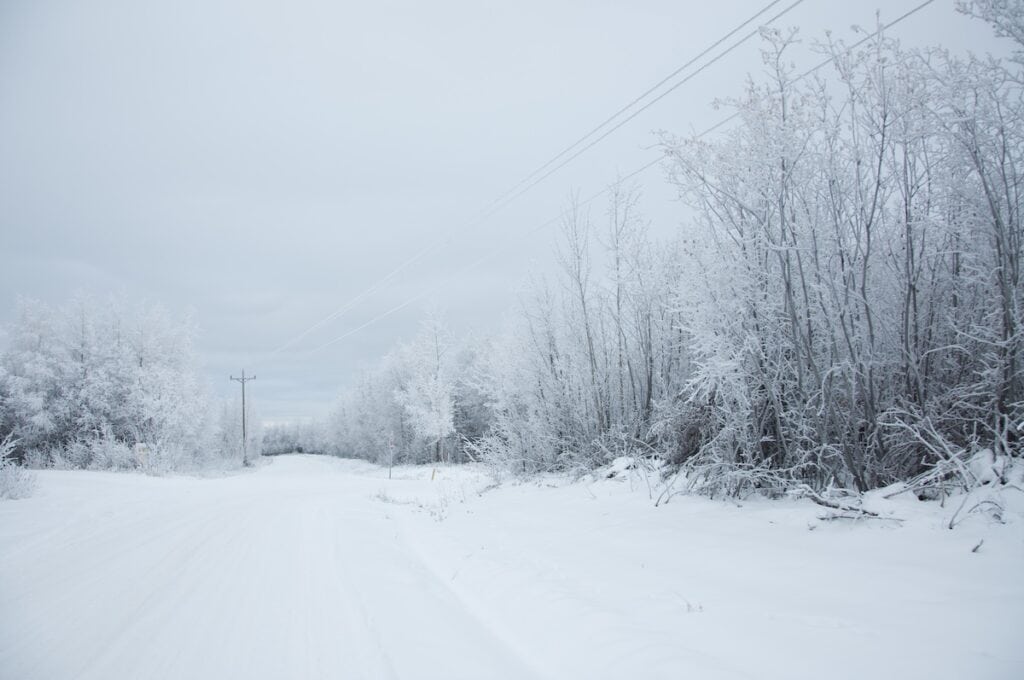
(84, 436, 137, 470)
(0, 436, 35, 500)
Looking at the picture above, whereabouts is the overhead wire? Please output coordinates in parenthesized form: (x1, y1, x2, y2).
(475, 0, 806, 219)
(257, 0, 809, 365)
(298, 0, 940, 358)
(692, 0, 938, 139)
(308, 156, 665, 354)
(478, 0, 789, 211)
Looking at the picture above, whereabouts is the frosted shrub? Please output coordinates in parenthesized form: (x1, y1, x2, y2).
(0, 436, 36, 500)
(62, 439, 94, 468)
(22, 448, 49, 469)
(146, 443, 193, 474)
(87, 437, 136, 470)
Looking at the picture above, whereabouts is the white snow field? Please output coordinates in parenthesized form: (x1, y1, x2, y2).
(1, 455, 1022, 680)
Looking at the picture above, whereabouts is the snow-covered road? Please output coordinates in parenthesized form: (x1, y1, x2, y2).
(2, 455, 1022, 679)
(0, 457, 543, 679)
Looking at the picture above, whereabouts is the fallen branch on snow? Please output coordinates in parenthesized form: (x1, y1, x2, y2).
(817, 512, 904, 523)
(791, 485, 881, 518)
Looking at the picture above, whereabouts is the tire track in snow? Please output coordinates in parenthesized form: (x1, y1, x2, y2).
(1, 495, 252, 679)
(320, 500, 401, 680)
(352, 503, 551, 680)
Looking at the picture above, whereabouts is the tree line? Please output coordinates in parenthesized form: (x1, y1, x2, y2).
(291, 5, 1022, 495)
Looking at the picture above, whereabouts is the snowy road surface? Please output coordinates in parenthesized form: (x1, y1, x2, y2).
(2, 455, 1022, 680)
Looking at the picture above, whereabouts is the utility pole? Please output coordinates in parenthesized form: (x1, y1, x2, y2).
(387, 433, 395, 480)
(230, 370, 256, 466)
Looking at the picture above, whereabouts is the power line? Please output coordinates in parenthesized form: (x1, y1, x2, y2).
(258, 0, 809, 365)
(310, 0, 937, 364)
(476, 0, 805, 223)
(480, 0, 790, 211)
(294, 0, 937, 358)
(308, 156, 666, 355)
(692, 0, 939, 139)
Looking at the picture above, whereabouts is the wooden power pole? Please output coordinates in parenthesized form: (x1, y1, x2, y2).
(230, 370, 256, 466)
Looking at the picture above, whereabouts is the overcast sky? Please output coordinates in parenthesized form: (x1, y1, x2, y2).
(0, 0, 1006, 422)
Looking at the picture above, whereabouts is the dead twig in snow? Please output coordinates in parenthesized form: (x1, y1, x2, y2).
(793, 485, 881, 517)
(817, 512, 904, 523)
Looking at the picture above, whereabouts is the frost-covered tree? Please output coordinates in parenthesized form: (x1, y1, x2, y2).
(320, 7, 1021, 497)
(466, 183, 688, 476)
(467, 11, 1022, 490)
(659, 17, 1023, 493)
(394, 315, 456, 464)
(0, 295, 237, 471)
(325, 313, 493, 465)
